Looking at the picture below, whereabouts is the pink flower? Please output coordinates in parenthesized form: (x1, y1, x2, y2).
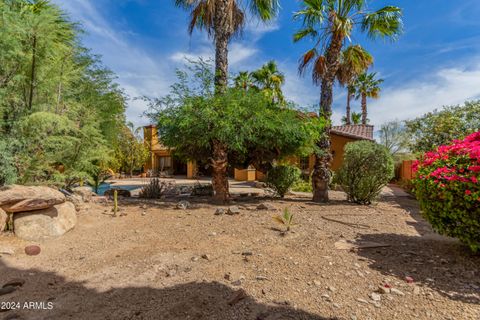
(465, 190, 472, 195)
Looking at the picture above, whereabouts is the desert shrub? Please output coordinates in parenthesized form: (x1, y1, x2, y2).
(291, 177, 312, 193)
(266, 165, 301, 197)
(335, 141, 394, 204)
(139, 178, 174, 199)
(412, 131, 480, 252)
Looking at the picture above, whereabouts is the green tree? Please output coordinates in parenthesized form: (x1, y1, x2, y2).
(336, 45, 373, 125)
(354, 72, 383, 125)
(251, 60, 285, 104)
(175, 0, 279, 202)
(378, 120, 408, 156)
(114, 123, 150, 177)
(0, 0, 127, 188)
(147, 62, 323, 193)
(294, 0, 402, 202)
(342, 111, 362, 125)
(405, 101, 480, 153)
(234, 71, 255, 91)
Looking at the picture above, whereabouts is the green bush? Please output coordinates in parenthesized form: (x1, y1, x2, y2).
(0, 140, 17, 186)
(291, 178, 312, 193)
(412, 131, 480, 252)
(266, 165, 301, 197)
(335, 141, 394, 204)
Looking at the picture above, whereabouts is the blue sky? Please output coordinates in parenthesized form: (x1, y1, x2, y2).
(53, 0, 480, 128)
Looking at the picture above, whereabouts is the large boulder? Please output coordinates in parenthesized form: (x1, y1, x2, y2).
(0, 208, 7, 232)
(13, 202, 77, 241)
(0, 185, 65, 213)
(72, 186, 93, 202)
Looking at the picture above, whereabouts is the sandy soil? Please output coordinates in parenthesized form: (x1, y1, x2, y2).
(0, 187, 479, 320)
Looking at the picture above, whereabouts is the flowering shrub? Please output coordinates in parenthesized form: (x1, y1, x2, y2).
(413, 131, 480, 252)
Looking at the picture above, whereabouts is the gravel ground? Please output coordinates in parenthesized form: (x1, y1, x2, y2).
(0, 188, 479, 320)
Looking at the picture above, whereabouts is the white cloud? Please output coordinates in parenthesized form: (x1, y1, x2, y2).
(369, 60, 480, 125)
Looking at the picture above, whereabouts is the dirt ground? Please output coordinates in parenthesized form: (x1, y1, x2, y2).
(0, 187, 479, 320)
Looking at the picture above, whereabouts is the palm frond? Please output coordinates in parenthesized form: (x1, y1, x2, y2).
(293, 27, 318, 43)
(250, 0, 280, 21)
(362, 6, 403, 40)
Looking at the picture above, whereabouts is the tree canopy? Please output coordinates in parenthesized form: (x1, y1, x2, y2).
(0, 0, 127, 187)
(146, 61, 323, 174)
(405, 101, 480, 153)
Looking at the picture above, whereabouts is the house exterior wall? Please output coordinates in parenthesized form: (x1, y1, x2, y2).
(144, 125, 366, 179)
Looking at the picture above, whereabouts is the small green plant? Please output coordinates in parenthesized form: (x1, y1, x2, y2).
(266, 165, 301, 197)
(273, 208, 296, 233)
(113, 189, 118, 217)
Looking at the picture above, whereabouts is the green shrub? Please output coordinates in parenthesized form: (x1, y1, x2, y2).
(0, 141, 17, 186)
(266, 165, 301, 197)
(412, 131, 480, 252)
(291, 177, 312, 193)
(335, 141, 394, 204)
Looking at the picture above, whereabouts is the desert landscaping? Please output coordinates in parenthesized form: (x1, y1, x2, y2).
(1, 184, 479, 320)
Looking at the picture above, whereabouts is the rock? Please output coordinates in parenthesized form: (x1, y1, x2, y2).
(313, 280, 321, 286)
(201, 254, 211, 261)
(405, 276, 414, 284)
(0, 185, 65, 213)
(66, 194, 84, 212)
(2, 279, 25, 288)
(24, 245, 41, 256)
(0, 246, 15, 255)
(390, 288, 405, 296)
(0, 208, 7, 232)
(321, 294, 332, 302)
(356, 298, 369, 304)
(226, 206, 240, 215)
(72, 187, 93, 202)
(413, 286, 421, 295)
(191, 256, 199, 262)
(256, 276, 268, 281)
(142, 211, 147, 216)
(242, 251, 253, 256)
(231, 279, 242, 286)
(253, 182, 266, 189)
(256, 203, 274, 210)
(377, 286, 390, 294)
(104, 189, 131, 198)
(214, 208, 225, 215)
(228, 289, 247, 306)
(370, 292, 381, 301)
(14, 202, 77, 241)
(176, 200, 190, 210)
(328, 286, 336, 292)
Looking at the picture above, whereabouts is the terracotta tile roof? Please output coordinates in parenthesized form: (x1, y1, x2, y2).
(331, 125, 374, 141)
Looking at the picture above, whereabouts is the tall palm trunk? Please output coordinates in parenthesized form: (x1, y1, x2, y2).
(211, 0, 231, 202)
(312, 31, 344, 203)
(361, 93, 367, 125)
(28, 35, 37, 110)
(345, 91, 352, 125)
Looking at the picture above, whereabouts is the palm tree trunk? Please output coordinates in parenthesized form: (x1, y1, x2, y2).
(311, 32, 344, 203)
(361, 93, 367, 125)
(211, 140, 229, 202)
(346, 91, 352, 125)
(211, 0, 231, 201)
(28, 35, 37, 110)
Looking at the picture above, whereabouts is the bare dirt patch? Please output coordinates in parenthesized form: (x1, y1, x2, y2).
(0, 189, 479, 320)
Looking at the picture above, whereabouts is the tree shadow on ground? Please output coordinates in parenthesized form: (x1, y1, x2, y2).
(356, 185, 480, 305)
(0, 262, 335, 320)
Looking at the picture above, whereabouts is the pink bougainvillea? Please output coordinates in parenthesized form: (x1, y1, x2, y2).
(413, 131, 480, 252)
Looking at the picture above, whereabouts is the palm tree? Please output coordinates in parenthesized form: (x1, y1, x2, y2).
(354, 72, 383, 125)
(336, 45, 373, 125)
(175, 0, 279, 202)
(294, 0, 402, 202)
(341, 111, 362, 125)
(234, 71, 255, 91)
(251, 60, 285, 104)
(351, 112, 362, 124)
